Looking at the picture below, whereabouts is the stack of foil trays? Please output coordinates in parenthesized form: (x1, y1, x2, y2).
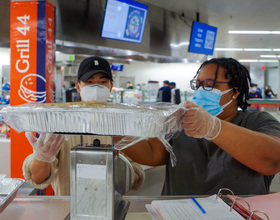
(0, 101, 186, 138)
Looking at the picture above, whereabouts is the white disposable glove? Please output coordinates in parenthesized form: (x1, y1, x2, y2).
(114, 136, 148, 150)
(25, 132, 65, 163)
(181, 101, 221, 140)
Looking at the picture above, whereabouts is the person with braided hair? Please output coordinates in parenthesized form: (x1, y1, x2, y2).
(123, 57, 280, 195)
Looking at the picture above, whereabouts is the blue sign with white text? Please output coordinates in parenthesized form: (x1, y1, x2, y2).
(189, 21, 218, 55)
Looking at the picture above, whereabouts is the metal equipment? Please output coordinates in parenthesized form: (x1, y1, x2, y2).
(70, 138, 134, 220)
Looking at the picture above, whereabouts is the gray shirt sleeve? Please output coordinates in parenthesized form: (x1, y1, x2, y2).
(252, 112, 280, 138)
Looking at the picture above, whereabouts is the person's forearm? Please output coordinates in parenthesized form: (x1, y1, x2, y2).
(213, 120, 280, 175)
(120, 137, 167, 166)
(29, 159, 51, 184)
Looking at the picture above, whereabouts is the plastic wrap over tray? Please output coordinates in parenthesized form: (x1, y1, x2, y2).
(1, 101, 186, 138)
(0, 177, 25, 213)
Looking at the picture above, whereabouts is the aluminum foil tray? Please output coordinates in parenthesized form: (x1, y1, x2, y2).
(1, 102, 185, 137)
(0, 178, 25, 213)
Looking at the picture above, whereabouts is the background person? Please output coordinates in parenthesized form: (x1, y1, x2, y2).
(249, 83, 262, 98)
(126, 81, 134, 89)
(123, 57, 280, 195)
(265, 85, 277, 99)
(169, 82, 181, 104)
(23, 56, 145, 196)
(157, 80, 171, 102)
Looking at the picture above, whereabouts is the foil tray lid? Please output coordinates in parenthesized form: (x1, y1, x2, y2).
(1, 101, 186, 138)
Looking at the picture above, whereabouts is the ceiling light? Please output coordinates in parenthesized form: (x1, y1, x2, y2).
(239, 59, 258, 62)
(215, 48, 280, 52)
(239, 59, 278, 63)
(259, 60, 279, 63)
(260, 55, 279, 58)
(125, 50, 135, 56)
(244, 48, 272, 51)
(104, 56, 114, 60)
(215, 48, 243, 51)
(229, 31, 280, 34)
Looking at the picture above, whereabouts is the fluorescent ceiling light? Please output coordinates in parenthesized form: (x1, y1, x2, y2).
(259, 60, 279, 63)
(125, 50, 135, 56)
(229, 31, 280, 34)
(215, 48, 243, 51)
(239, 59, 258, 62)
(273, 49, 280, 51)
(260, 55, 280, 58)
(104, 56, 114, 60)
(239, 59, 278, 63)
(243, 48, 272, 51)
(215, 48, 275, 52)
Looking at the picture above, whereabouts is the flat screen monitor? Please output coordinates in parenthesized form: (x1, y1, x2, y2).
(101, 0, 148, 44)
(188, 21, 218, 55)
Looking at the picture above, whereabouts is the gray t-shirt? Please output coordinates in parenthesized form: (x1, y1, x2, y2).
(163, 110, 280, 195)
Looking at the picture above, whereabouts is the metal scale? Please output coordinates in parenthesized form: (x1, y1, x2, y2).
(69, 136, 134, 220)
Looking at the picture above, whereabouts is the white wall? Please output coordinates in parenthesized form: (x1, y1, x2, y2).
(267, 68, 279, 94)
(0, 48, 10, 86)
(113, 62, 201, 91)
(250, 66, 265, 94)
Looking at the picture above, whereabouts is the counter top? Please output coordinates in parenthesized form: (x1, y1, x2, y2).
(248, 98, 280, 104)
(0, 196, 70, 220)
(0, 195, 193, 220)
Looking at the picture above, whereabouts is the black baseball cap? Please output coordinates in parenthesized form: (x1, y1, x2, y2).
(78, 56, 113, 82)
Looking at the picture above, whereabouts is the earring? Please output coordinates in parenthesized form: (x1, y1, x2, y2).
(233, 96, 235, 99)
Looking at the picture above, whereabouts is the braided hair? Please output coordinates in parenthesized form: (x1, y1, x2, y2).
(194, 57, 251, 111)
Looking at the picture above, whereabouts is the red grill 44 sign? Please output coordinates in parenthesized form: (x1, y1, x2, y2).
(10, 0, 55, 179)
(10, 0, 55, 105)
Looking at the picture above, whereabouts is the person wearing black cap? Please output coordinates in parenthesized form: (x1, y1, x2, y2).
(22, 56, 145, 196)
(76, 56, 113, 102)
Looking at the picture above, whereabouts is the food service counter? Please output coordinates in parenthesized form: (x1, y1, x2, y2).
(248, 99, 280, 112)
(0, 195, 185, 220)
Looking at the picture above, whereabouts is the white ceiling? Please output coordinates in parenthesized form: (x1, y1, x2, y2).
(141, 0, 280, 67)
(2, 0, 280, 68)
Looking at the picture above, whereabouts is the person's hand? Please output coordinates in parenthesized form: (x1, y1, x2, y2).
(181, 101, 221, 140)
(131, 172, 140, 190)
(25, 132, 65, 163)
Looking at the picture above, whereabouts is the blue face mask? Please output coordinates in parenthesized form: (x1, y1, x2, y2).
(192, 87, 233, 116)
